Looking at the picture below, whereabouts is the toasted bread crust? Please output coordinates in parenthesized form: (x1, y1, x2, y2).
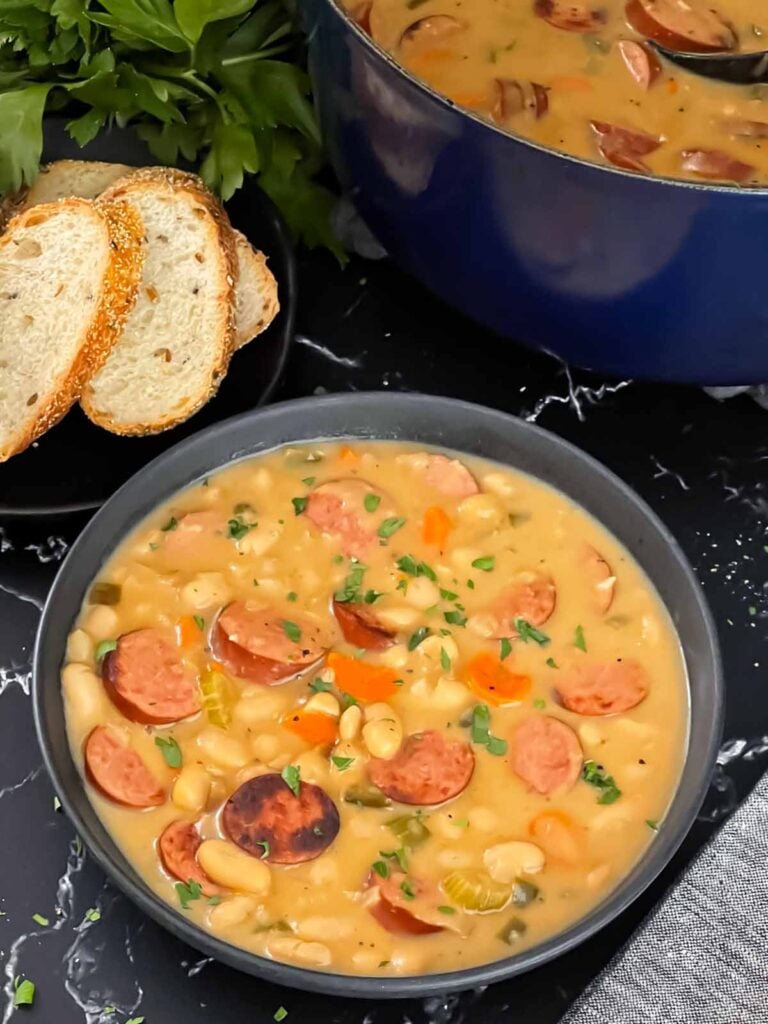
(233, 230, 280, 349)
(81, 167, 239, 436)
(0, 198, 145, 461)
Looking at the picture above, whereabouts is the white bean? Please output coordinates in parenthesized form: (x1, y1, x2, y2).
(296, 916, 354, 942)
(468, 806, 499, 832)
(432, 675, 472, 710)
(308, 858, 339, 886)
(578, 723, 604, 748)
(208, 894, 257, 929)
(66, 629, 94, 665)
(481, 471, 517, 498)
(61, 663, 105, 726)
(362, 717, 402, 759)
(267, 937, 331, 968)
(182, 572, 230, 610)
(378, 643, 409, 669)
(418, 635, 459, 665)
(467, 613, 497, 639)
(196, 729, 250, 769)
(338, 704, 362, 741)
(197, 840, 271, 894)
(83, 605, 119, 642)
(238, 522, 282, 557)
(304, 692, 340, 718)
(375, 606, 420, 629)
(404, 576, 440, 610)
(171, 763, 211, 813)
(352, 949, 388, 972)
(431, 813, 467, 841)
(449, 547, 481, 572)
(483, 841, 545, 882)
(252, 734, 281, 763)
(457, 492, 505, 527)
(294, 750, 330, 785)
(234, 689, 290, 726)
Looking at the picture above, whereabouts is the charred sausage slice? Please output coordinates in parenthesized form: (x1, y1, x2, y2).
(399, 15, 464, 54)
(617, 38, 662, 89)
(590, 121, 662, 173)
(489, 573, 557, 639)
(368, 871, 445, 935)
(511, 716, 583, 794)
(305, 479, 396, 558)
(534, 0, 608, 32)
(368, 730, 474, 806)
(555, 659, 650, 715)
(102, 629, 200, 724)
(333, 600, 395, 650)
(419, 453, 480, 500)
(625, 0, 736, 53)
(213, 602, 326, 685)
(223, 773, 340, 865)
(85, 726, 164, 808)
(494, 79, 550, 122)
(680, 148, 754, 182)
(158, 820, 219, 896)
(582, 544, 616, 613)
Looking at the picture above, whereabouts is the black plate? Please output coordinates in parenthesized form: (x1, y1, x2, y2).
(0, 120, 296, 516)
(34, 392, 723, 998)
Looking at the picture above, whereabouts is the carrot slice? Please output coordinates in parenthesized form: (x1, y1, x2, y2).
(283, 710, 338, 746)
(551, 75, 593, 92)
(339, 445, 359, 464)
(529, 810, 583, 864)
(466, 652, 531, 705)
(327, 651, 400, 701)
(422, 506, 453, 547)
(177, 615, 201, 648)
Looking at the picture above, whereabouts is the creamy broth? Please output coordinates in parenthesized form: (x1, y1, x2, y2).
(350, 0, 768, 185)
(62, 442, 687, 977)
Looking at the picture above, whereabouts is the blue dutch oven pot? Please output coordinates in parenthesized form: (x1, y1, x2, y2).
(301, 0, 768, 383)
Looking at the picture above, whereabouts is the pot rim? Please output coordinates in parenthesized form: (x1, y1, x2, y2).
(33, 391, 724, 999)
(321, 0, 768, 199)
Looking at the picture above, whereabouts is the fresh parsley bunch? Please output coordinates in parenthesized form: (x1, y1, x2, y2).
(0, 0, 341, 254)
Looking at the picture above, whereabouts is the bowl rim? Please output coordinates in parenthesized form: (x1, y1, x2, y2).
(33, 391, 723, 999)
(320, 0, 768, 199)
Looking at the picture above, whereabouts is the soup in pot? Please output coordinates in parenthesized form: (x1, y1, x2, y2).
(348, 0, 768, 185)
(62, 442, 687, 976)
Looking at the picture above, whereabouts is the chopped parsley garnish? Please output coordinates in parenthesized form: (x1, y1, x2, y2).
(95, 639, 117, 663)
(574, 624, 587, 652)
(207, 896, 222, 906)
(340, 692, 359, 711)
(309, 677, 332, 693)
(382, 847, 409, 871)
(234, 502, 254, 514)
(31, 913, 49, 926)
(471, 556, 495, 572)
(175, 878, 203, 909)
(514, 618, 550, 645)
(582, 760, 621, 804)
(499, 638, 512, 661)
(291, 496, 308, 516)
(160, 516, 178, 532)
(397, 555, 437, 581)
(533, 698, 546, 709)
(274, 1009, 288, 1023)
(545, 657, 558, 669)
(257, 841, 271, 859)
(466, 578, 475, 590)
(302, 476, 316, 486)
(407, 626, 430, 651)
(364, 589, 383, 604)
(126, 1018, 146, 1024)
(396, 579, 408, 594)
(364, 493, 382, 513)
(193, 615, 205, 631)
(437, 905, 456, 915)
(470, 704, 508, 756)
(281, 764, 301, 797)
(84, 908, 101, 923)
(53, 796, 62, 812)
(439, 587, 458, 602)
(334, 562, 366, 603)
(372, 860, 389, 879)
(645, 819, 659, 831)
(444, 610, 467, 627)
(332, 756, 355, 771)
(282, 620, 302, 644)
(400, 880, 416, 901)
(333, 554, 344, 564)
(378, 516, 406, 539)
(440, 647, 451, 672)
(13, 979, 35, 1008)
(154, 736, 183, 769)
(227, 517, 254, 540)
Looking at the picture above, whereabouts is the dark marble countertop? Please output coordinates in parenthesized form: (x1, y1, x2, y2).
(2, 246, 767, 1024)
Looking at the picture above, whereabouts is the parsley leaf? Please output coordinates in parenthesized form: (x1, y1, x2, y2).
(274, 1009, 288, 1023)
(364, 493, 381, 513)
(95, 639, 117, 663)
(582, 760, 621, 804)
(407, 626, 430, 651)
(281, 764, 301, 797)
(155, 736, 183, 769)
(469, 704, 508, 756)
(334, 561, 366, 603)
(257, 840, 271, 859)
(372, 860, 388, 878)
(444, 610, 467, 627)
(13, 978, 35, 1008)
(646, 819, 659, 831)
(193, 615, 205, 630)
(514, 618, 550, 645)
(440, 647, 451, 672)
(400, 879, 416, 900)
(378, 516, 406, 539)
(499, 638, 512, 661)
(309, 677, 332, 693)
(176, 878, 203, 909)
(282, 620, 301, 643)
(161, 516, 178, 532)
(437, 905, 456, 915)
(545, 657, 558, 669)
(292, 496, 308, 516)
(471, 555, 495, 572)
(574, 624, 587, 652)
(332, 755, 355, 771)
(227, 517, 254, 540)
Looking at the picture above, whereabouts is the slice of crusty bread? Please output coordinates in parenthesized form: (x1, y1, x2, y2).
(233, 230, 280, 349)
(0, 160, 134, 229)
(0, 198, 144, 461)
(80, 167, 238, 436)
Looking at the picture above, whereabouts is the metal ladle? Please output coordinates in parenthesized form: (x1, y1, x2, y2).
(651, 42, 768, 84)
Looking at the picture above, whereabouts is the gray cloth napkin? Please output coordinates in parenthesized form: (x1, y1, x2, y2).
(562, 773, 768, 1024)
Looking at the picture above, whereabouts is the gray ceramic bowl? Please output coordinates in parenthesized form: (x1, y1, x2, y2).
(33, 393, 723, 998)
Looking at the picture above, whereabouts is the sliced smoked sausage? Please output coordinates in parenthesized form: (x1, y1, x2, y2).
(590, 121, 662, 173)
(534, 0, 607, 32)
(85, 725, 164, 808)
(511, 716, 583, 795)
(213, 602, 326, 685)
(625, 0, 736, 53)
(368, 871, 445, 935)
(399, 451, 480, 500)
(368, 730, 474, 806)
(555, 659, 649, 715)
(103, 628, 200, 724)
(333, 600, 395, 650)
(222, 773, 340, 865)
(158, 820, 219, 896)
(489, 573, 556, 639)
(582, 544, 616, 613)
(617, 38, 662, 89)
(680, 148, 754, 182)
(305, 479, 396, 558)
